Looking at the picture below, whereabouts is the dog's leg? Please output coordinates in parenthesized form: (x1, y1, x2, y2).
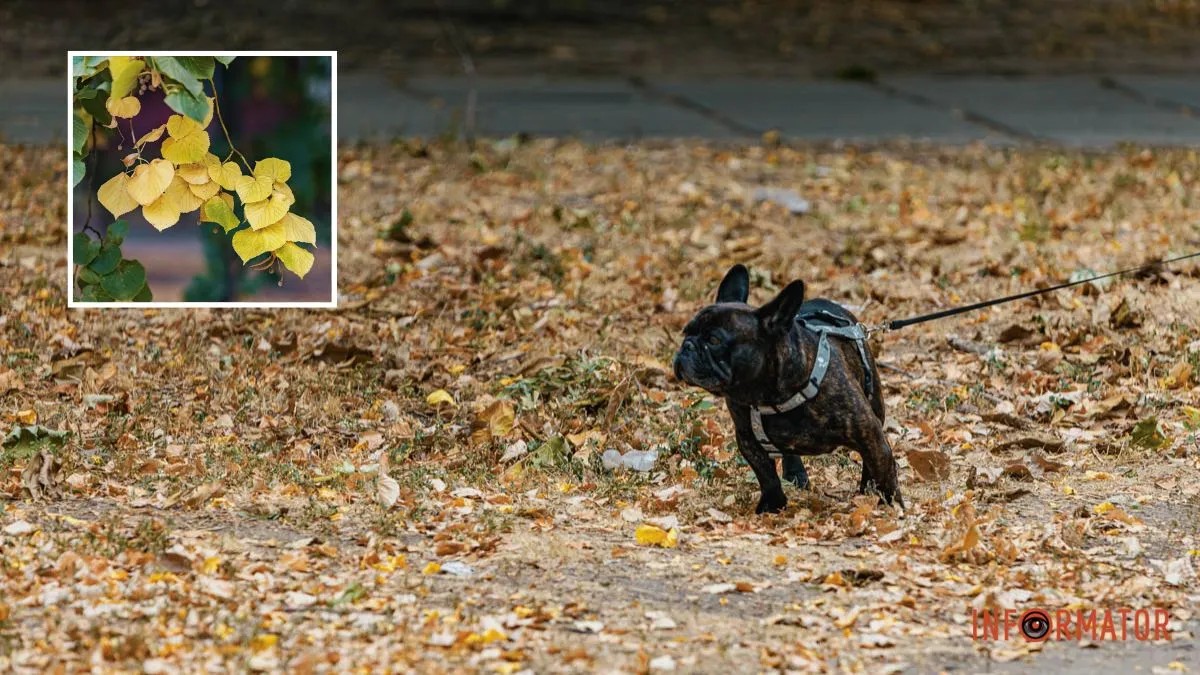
(735, 429, 787, 514)
(781, 455, 810, 489)
(855, 424, 903, 508)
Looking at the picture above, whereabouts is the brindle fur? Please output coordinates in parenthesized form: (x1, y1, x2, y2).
(673, 265, 902, 514)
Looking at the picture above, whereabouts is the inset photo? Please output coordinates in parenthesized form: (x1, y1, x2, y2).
(68, 51, 335, 307)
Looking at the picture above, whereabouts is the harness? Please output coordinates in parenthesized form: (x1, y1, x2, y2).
(749, 310, 873, 457)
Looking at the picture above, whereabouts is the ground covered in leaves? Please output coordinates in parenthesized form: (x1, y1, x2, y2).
(2, 139, 1200, 673)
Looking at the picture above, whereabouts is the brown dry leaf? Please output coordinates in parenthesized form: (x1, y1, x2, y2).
(906, 448, 951, 481)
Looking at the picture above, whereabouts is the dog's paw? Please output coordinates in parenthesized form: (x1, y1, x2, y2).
(755, 491, 787, 514)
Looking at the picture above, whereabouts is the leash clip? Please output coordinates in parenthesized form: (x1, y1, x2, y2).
(862, 321, 890, 338)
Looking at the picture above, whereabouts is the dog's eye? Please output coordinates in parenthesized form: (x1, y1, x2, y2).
(707, 335, 721, 347)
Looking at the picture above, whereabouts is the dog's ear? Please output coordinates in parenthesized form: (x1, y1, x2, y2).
(715, 264, 750, 303)
(756, 280, 805, 335)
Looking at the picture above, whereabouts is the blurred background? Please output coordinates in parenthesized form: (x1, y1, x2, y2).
(71, 55, 333, 303)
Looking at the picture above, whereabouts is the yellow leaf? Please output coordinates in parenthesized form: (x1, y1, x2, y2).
(105, 96, 141, 119)
(664, 528, 679, 548)
(142, 192, 182, 231)
(422, 562, 441, 575)
(249, 634, 277, 652)
(1185, 406, 1200, 427)
(235, 174, 274, 203)
(135, 124, 166, 148)
(161, 115, 210, 165)
(1094, 501, 1115, 514)
(231, 222, 287, 263)
(206, 156, 243, 190)
(278, 213, 316, 244)
(272, 181, 295, 207)
(165, 175, 203, 213)
(481, 628, 506, 643)
(107, 56, 144, 99)
(97, 172, 138, 217)
(254, 157, 292, 182)
(202, 556, 221, 574)
(274, 242, 315, 279)
(478, 400, 516, 438)
(16, 409, 36, 424)
(427, 389, 455, 407)
(245, 193, 291, 230)
(635, 524, 668, 546)
(200, 194, 240, 233)
(201, 96, 215, 128)
(1085, 471, 1114, 480)
(176, 162, 210, 185)
(189, 179, 221, 201)
(126, 159, 175, 206)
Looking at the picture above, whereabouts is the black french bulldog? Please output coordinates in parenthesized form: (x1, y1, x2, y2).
(673, 264, 902, 514)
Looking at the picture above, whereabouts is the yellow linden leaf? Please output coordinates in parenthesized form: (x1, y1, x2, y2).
(422, 562, 441, 575)
(189, 179, 221, 201)
(108, 56, 144, 99)
(1094, 501, 1115, 514)
(273, 242, 315, 279)
(105, 96, 141, 119)
(426, 389, 455, 407)
(254, 157, 292, 182)
(249, 634, 277, 652)
(142, 193, 182, 231)
(161, 115, 210, 165)
(135, 124, 166, 148)
(231, 222, 287, 263)
(176, 162, 210, 185)
(165, 176, 203, 213)
(278, 213, 316, 244)
(244, 193, 291, 230)
(272, 181, 295, 206)
(201, 97, 215, 128)
(200, 194, 241, 233)
(635, 524, 668, 546)
(126, 159, 175, 206)
(235, 174, 274, 203)
(206, 156, 243, 190)
(97, 172, 138, 217)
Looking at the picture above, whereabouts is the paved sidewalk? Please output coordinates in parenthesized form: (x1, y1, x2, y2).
(8, 73, 1200, 146)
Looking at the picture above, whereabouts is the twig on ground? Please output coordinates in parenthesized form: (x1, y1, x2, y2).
(947, 335, 991, 356)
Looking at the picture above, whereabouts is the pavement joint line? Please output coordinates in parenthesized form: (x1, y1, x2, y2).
(1099, 75, 1200, 118)
(869, 79, 1042, 144)
(628, 76, 759, 138)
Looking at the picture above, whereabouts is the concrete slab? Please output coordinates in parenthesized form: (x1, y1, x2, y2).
(1113, 75, 1200, 111)
(648, 79, 995, 143)
(401, 77, 733, 140)
(887, 76, 1200, 147)
(0, 79, 64, 144)
(337, 72, 441, 141)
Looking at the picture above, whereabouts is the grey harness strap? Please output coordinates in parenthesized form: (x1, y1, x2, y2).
(750, 319, 870, 457)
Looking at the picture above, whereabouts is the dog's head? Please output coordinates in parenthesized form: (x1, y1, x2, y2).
(673, 264, 806, 397)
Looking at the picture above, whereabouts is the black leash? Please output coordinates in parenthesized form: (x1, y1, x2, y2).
(871, 250, 1200, 334)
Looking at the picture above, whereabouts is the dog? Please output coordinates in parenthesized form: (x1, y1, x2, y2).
(673, 264, 902, 514)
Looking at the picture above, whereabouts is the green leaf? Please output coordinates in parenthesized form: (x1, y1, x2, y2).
(105, 220, 129, 246)
(79, 284, 115, 302)
(88, 244, 121, 276)
(175, 56, 215, 80)
(133, 285, 153, 302)
(73, 232, 99, 266)
(72, 111, 88, 155)
(101, 260, 148, 301)
(151, 56, 204, 98)
(214, 56, 237, 66)
(71, 153, 86, 188)
(201, 196, 241, 233)
(1131, 416, 1171, 449)
(79, 89, 112, 126)
(73, 56, 106, 80)
(164, 90, 210, 124)
(77, 267, 102, 286)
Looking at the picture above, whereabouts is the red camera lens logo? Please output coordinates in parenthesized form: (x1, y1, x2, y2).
(1020, 609, 1051, 642)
